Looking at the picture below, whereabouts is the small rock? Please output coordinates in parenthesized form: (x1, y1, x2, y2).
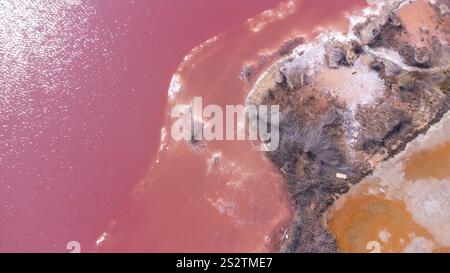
(439, 3, 449, 16)
(336, 173, 348, 180)
(279, 63, 306, 90)
(326, 42, 346, 69)
(413, 47, 432, 68)
(325, 40, 361, 69)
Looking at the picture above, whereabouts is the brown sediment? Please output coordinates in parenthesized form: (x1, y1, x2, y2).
(329, 109, 450, 252)
(247, 0, 450, 252)
(328, 118, 450, 252)
(404, 141, 450, 180)
(434, 247, 450, 253)
(397, 0, 446, 47)
(329, 193, 436, 253)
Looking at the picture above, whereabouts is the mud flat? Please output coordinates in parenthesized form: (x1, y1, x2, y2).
(247, 0, 450, 252)
(328, 111, 450, 253)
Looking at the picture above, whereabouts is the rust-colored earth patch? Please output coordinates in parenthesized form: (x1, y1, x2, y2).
(404, 141, 450, 181)
(329, 194, 436, 253)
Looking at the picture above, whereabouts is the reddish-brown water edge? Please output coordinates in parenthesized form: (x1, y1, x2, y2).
(97, 0, 367, 252)
(0, 0, 289, 252)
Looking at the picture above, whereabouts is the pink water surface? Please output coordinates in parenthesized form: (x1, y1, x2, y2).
(0, 0, 282, 252)
(97, 0, 365, 252)
(0, 0, 365, 252)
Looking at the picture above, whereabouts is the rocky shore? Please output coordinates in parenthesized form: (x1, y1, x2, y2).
(246, 0, 450, 252)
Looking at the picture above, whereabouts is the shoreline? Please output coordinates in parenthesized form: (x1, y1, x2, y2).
(246, 0, 450, 252)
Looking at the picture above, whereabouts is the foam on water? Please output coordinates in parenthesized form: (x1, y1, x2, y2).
(168, 74, 182, 101)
